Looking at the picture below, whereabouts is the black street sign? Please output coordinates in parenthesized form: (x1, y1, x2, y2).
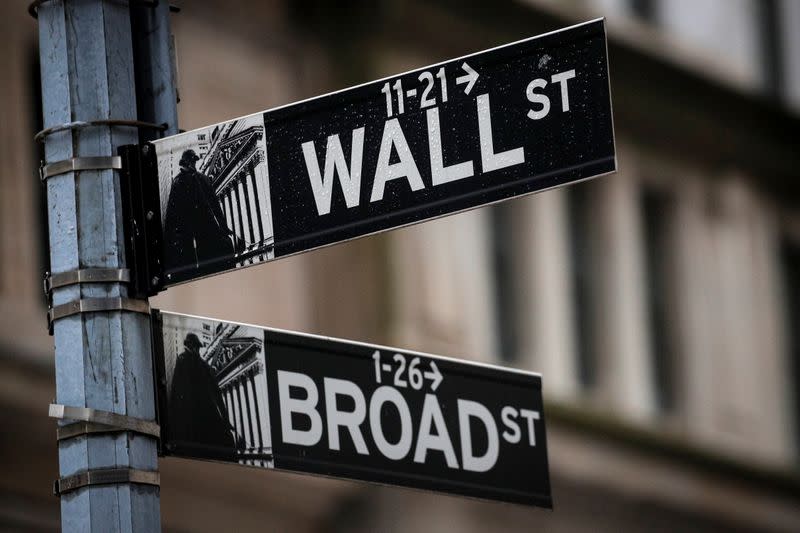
(147, 18, 614, 289)
(153, 310, 551, 508)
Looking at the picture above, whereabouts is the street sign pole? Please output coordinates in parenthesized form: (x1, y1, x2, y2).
(36, 1, 171, 530)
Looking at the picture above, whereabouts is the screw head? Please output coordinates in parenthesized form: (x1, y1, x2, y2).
(142, 144, 150, 155)
(146, 210, 154, 221)
(151, 276, 160, 286)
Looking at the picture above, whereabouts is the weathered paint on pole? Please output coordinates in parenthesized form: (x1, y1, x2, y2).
(37, 1, 165, 530)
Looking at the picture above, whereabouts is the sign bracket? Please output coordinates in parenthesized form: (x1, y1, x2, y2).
(119, 143, 165, 298)
(149, 309, 169, 456)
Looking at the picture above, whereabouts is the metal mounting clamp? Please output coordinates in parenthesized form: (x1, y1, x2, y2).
(40, 156, 122, 181)
(43, 268, 131, 297)
(54, 468, 160, 497)
(47, 297, 150, 334)
(49, 404, 160, 441)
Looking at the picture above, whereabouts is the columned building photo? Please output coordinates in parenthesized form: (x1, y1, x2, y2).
(205, 321, 272, 467)
(200, 118, 274, 267)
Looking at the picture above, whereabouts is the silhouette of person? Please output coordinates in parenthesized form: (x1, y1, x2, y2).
(163, 149, 235, 274)
(168, 333, 238, 458)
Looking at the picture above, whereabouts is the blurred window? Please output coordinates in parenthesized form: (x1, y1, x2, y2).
(567, 183, 597, 389)
(630, 0, 656, 22)
(653, 0, 764, 88)
(490, 204, 518, 363)
(641, 188, 678, 413)
(780, 235, 800, 455)
(584, 0, 632, 18)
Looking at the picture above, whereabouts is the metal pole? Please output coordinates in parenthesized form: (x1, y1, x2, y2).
(131, 1, 179, 141)
(37, 0, 167, 530)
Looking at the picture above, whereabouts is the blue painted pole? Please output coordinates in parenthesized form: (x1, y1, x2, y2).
(37, 1, 174, 530)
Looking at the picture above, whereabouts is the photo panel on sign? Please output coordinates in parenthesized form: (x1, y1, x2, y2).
(159, 311, 273, 467)
(155, 114, 276, 284)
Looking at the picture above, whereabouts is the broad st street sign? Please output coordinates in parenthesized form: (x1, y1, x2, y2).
(143, 19, 614, 289)
(153, 310, 551, 507)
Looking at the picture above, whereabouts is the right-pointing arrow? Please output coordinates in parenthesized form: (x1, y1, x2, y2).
(423, 361, 443, 391)
(455, 62, 479, 95)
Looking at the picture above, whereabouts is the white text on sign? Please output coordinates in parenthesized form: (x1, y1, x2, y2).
(301, 67, 578, 217)
(275, 368, 540, 473)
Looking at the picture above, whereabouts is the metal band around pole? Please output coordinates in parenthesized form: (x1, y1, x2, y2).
(47, 297, 150, 334)
(49, 297, 150, 321)
(54, 468, 160, 497)
(49, 404, 160, 440)
(44, 268, 131, 295)
(56, 421, 145, 442)
(28, 1, 181, 19)
(33, 119, 168, 143)
(40, 156, 122, 181)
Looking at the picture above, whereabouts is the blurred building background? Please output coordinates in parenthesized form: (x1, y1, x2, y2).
(1, 0, 800, 531)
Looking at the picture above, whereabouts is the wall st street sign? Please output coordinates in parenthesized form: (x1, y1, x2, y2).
(143, 19, 614, 290)
(153, 310, 551, 507)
